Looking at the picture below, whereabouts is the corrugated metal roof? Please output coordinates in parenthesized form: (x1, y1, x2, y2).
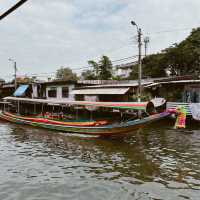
(78, 81, 153, 89)
(145, 80, 200, 88)
(161, 80, 200, 84)
(144, 83, 161, 88)
(72, 87, 130, 95)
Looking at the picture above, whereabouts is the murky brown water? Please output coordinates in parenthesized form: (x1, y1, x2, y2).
(0, 119, 200, 200)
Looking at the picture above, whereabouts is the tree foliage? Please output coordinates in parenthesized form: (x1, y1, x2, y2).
(81, 55, 113, 80)
(129, 27, 200, 79)
(142, 53, 167, 78)
(81, 70, 96, 80)
(56, 67, 78, 81)
(15, 76, 36, 83)
(98, 55, 112, 80)
(163, 28, 200, 75)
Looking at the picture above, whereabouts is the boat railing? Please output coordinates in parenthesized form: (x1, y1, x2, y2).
(166, 102, 192, 116)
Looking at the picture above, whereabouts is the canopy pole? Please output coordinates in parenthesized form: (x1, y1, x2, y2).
(42, 104, 44, 115)
(76, 108, 78, 120)
(52, 106, 54, 116)
(34, 103, 36, 114)
(17, 101, 20, 114)
(90, 110, 93, 121)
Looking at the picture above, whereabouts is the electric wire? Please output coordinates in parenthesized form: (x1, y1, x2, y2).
(0, 0, 28, 21)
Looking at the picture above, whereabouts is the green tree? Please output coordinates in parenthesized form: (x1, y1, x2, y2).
(82, 56, 113, 80)
(164, 28, 200, 75)
(130, 27, 200, 79)
(142, 53, 167, 78)
(56, 67, 78, 81)
(88, 60, 99, 78)
(98, 55, 113, 80)
(128, 64, 139, 79)
(81, 70, 96, 80)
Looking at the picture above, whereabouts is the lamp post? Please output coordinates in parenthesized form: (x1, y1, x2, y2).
(8, 58, 17, 90)
(131, 21, 142, 102)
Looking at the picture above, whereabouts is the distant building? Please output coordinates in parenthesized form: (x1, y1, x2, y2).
(115, 62, 137, 78)
(145, 75, 200, 116)
(72, 80, 153, 102)
(29, 80, 77, 101)
(0, 82, 15, 99)
(145, 75, 200, 102)
(0, 79, 5, 85)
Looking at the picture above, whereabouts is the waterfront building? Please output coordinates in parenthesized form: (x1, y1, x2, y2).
(145, 75, 200, 118)
(72, 80, 153, 102)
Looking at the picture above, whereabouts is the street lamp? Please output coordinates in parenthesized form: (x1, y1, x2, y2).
(8, 58, 17, 90)
(131, 21, 138, 30)
(131, 21, 142, 102)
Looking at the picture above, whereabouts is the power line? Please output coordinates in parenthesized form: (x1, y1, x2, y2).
(146, 27, 197, 36)
(1, 54, 141, 79)
(112, 55, 138, 63)
(0, 0, 28, 21)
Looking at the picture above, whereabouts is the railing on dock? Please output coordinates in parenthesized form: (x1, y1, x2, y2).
(166, 102, 192, 116)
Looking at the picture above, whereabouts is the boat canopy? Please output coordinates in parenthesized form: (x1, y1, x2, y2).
(3, 97, 153, 112)
(13, 85, 29, 97)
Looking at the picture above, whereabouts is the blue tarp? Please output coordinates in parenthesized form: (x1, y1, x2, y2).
(13, 85, 29, 97)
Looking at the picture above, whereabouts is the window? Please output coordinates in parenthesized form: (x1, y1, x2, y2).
(48, 87, 57, 98)
(62, 87, 69, 98)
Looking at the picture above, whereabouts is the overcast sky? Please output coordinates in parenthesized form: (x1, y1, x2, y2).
(0, 0, 199, 80)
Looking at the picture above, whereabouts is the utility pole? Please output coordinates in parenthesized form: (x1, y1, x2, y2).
(138, 28, 142, 102)
(131, 21, 143, 102)
(9, 58, 17, 89)
(14, 61, 17, 90)
(144, 36, 150, 57)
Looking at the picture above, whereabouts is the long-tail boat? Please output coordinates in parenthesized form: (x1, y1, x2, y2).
(0, 97, 171, 136)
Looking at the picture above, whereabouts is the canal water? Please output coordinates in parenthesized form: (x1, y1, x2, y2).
(0, 120, 200, 200)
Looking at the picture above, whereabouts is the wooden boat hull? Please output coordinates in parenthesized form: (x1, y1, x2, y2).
(0, 111, 170, 136)
(3, 112, 109, 126)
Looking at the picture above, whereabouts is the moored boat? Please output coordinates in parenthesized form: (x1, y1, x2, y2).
(0, 97, 172, 136)
(0, 110, 170, 136)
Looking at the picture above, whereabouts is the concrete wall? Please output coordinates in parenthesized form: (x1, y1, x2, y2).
(117, 68, 132, 78)
(46, 84, 75, 101)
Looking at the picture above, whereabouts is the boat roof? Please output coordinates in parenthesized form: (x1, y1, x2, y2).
(4, 97, 148, 111)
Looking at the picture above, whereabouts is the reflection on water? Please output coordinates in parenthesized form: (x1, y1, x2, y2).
(0, 120, 200, 200)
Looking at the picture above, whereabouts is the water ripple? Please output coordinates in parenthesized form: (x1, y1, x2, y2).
(0, 121, 199, 199)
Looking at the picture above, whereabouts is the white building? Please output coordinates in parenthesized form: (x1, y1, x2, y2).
(115, 62, 137, 78)
(32, 80, 77, 101)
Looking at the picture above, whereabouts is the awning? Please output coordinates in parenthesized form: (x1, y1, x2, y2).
(13, 85, 29, 97)
(72, 87, 130, 95)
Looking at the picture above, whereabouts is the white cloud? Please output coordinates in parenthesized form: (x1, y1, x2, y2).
(0, 0, 199, 80)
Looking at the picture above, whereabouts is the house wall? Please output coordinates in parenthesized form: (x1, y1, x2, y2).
(148, 83, 200, 103)
(117, 68, 132, 78)
(184, 84, 200, 103)
(46, 84, 75, 101)
(32, 84, 38, 98)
